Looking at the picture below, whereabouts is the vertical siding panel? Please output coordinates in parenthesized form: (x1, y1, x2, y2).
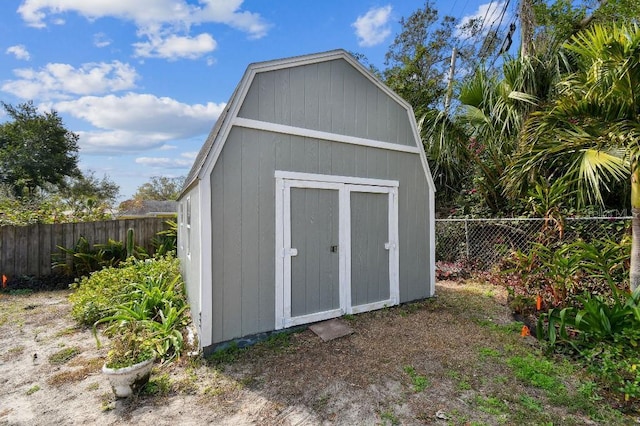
(330, 60, 346, 135)
(258, 130, 276, 330)
(304, 64, 319, 130)
(354, 144, 368, 178)
(304, 138, 319, 174)
(385, 95, 398, 144)
(354, 72, 368, 140)
(258, 71, 276, 123)
(399, 153, 419, 301)
(290, 135, 306, 173)
(241, 130, 260, 335)
(318, 189, 339, 311)
(341, 61, 356, 137)
(398, 109, 410, 146)
(331, 142, 356, 177)
(412, 165, 430, 300)
(318, 140, 332, 175)
(317, 62, 332, 133)
(290, 188, 307, 316)
(366, 83, 379, 140)
(274, 69, 291, 126)
(238, 75, 259, 119)
(211, 151, 225, 343)
(275, 134, 292, 171)
(290, 67, 305, 128)
(222, 130, 243, 340)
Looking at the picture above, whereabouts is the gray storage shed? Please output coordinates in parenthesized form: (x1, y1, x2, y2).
(178, 50, 436, 352)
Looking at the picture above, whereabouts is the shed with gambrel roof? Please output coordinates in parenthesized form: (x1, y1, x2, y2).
(178, 49, 436, 353)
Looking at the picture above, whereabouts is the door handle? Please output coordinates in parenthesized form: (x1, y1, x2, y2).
(330, 245, 338, 253)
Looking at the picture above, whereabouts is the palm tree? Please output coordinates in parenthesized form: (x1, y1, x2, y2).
(506, 24, 640, 289)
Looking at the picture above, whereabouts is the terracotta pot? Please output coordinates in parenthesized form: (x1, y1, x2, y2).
(102, 357, 154, 398)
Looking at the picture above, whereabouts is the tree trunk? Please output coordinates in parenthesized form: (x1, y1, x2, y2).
(519, 0, 535, 57)
(631, 165, 640, 291)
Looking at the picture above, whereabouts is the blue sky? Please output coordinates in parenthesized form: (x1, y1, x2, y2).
(1, 1, 514, 200)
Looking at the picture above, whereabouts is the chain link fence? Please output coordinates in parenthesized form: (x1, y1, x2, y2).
(435, 217, 632, 268)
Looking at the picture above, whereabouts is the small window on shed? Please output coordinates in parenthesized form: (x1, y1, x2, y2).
(179, 201, 185, 251)
(186, 196, 191, 257)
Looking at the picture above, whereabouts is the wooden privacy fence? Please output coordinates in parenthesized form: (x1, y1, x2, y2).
(0, 218, 169, 278)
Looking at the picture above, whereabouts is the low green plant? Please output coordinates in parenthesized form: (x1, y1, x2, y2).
(379, 409, 400, 426)
(207, 341, 243, 365)
(403, 365, 429, 392)
(475, 395, 508, 415)
(537, 287, 640, 350)
(506, 354, 565, 394)
(102, 322, 155, 369)
(142, 373, 172, 396)
(25, 385, 40, 396)
(519, 394, 543, 412)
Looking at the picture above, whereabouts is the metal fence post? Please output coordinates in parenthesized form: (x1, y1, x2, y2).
(464, 219, 470, 259)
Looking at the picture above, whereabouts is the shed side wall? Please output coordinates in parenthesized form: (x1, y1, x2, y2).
(177, 187, 201, 335)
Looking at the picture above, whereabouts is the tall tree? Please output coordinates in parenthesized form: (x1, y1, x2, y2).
(506, 24, 640, 288)
(0, 101, 80, 197)
(132, 176, 185, 201)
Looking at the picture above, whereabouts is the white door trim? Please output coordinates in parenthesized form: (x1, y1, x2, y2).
(275, 171, 399, 330)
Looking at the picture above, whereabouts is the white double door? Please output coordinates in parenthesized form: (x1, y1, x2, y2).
(275, 172, 399, 329)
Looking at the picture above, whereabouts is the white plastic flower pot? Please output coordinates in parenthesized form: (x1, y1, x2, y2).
(102, 357, 154, 398)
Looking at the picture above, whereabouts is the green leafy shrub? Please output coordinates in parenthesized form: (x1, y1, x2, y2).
(537, 287, 640, 402)
(69, 256, 181, 326)
(151, 219, 177, 256)
(53, 233, 149, 279)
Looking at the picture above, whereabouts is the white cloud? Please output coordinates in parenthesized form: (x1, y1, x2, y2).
(457, 1, 509, 37)
(53, 93, 225, 154)
(135, 154, 194, 168)
(1, 61, 138, 100)
(6, 45, 31, 60)
(17, 0, 270, 40)
(75, 130, 171, 153)
(133, 32, 216, 60)
(93, 32, 111, 48)
(352, 5, 392, 47)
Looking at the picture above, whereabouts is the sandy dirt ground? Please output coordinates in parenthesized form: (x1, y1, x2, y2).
(0, 281, 631, 425)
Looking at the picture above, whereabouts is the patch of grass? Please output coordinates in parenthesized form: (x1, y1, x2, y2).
(478, 347, 501, 358)
(25, 385, 40, 395)
(403, 365, 429, 392)
(342, 314, 356, 321)
(142, 373, 172, 396)
(48, 346, 81, 365)
(475, 395, 509, 416)
(379, 409, 400, 425)
(207, 341, 244, 366)
(506, 354, 564, 393)
(518, 394, 543, 412)
(261, 331, 292, 350)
